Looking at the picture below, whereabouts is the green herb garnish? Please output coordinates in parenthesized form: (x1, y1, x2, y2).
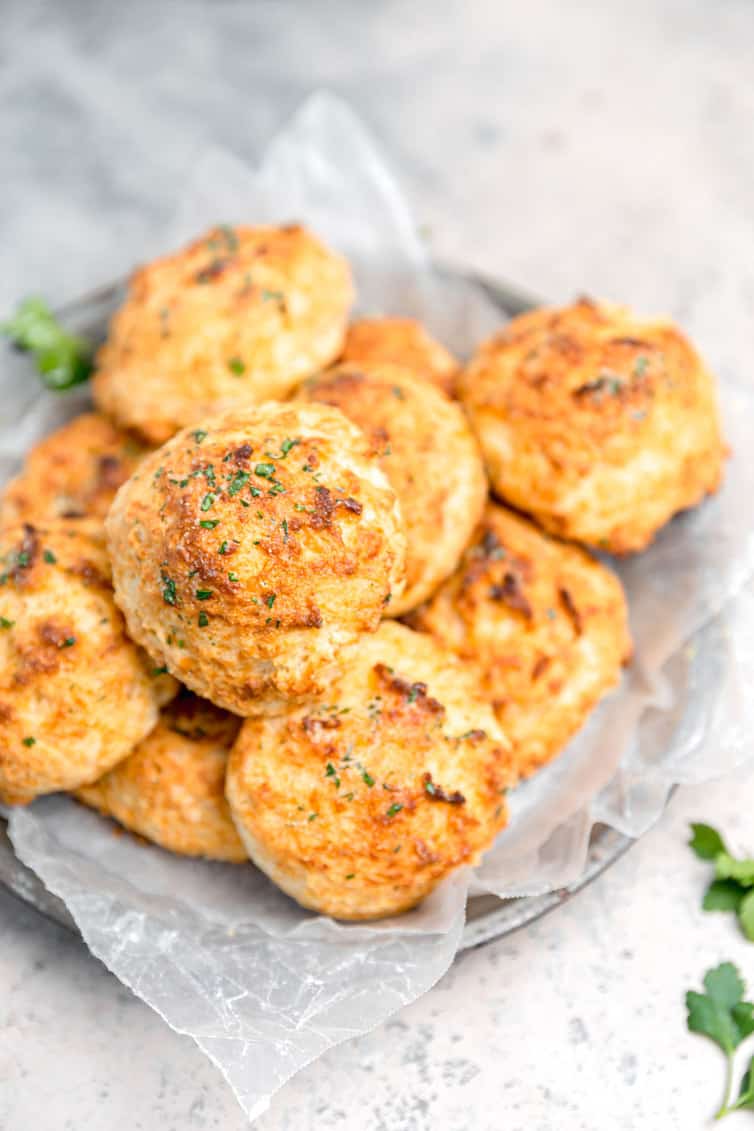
(0, 617, 14, 629)
(200, 493, 216, 511)
(43, 549, 57, 564)
(22, 736, 36, 747)
(690, 823, 754, 940)
(254, 463, 275, 479)
(228, 470, 250, 496)
(227, 357, 246, 376)
(686, 963, 754, 1119)
(161, 574, 177, 606)
(195, 589, 213, 601)
(199, 519, 219, 529)
(386, 803, 403, 818)
(198, 611, 209, 627)
(1, 297, 93, 390)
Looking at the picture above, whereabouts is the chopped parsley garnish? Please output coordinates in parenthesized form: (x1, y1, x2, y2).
(191, 430, 207, 444)
(195, 589, 213, 601)
(17, 552, 29, 567)
(22, 736, 36, 747)
(634, 355, 649, 377)
(325, 762, 340, 788)
(266, 438, 300, 460)
(161, 574, 177, 606)
(43, 549, 57, 564)
(197, 611, 209, 627)
(228, 470, 250, 496)
(0, 616, 14, 629)
(261, 288, 285, 303)
(386, 803, 403, 818)
(200, 519, 219, 529)
(1, 297, 93, 390)
(254, 462, 275, 479)
(227, 357, 246, 376)
(218, 541, 230, 555)
(265, 594, 276, 608)
(151, 665, 168, 676)
(345, 873, 355, 880)
(200, 493, 216, 511)
(228, 572, 239, 582)
(59, 636, 76, 648)
(281, 519, 289, 542)
(268, 481, 285, 495)
(361, 770, 375, 788)
(307, 812, 318, 822)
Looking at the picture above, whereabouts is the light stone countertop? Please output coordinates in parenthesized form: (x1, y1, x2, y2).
(2, 2, 754, 1128)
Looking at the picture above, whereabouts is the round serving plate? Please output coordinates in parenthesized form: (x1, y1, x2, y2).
(0, 267, 636, 951)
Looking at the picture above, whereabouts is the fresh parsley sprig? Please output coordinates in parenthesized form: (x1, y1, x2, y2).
(1, 296, 93, 390)
(690, 823, 754, 941)
(686, 963, 754, 1119)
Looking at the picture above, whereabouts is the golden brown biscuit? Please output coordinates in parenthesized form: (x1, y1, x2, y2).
(76, 691, 246, 862)
(297, 362, 486, 614)
(226, 621, 513, 920)
(0, 521, 176, 805)
(0, 412, 149, 532)
(406, 503, 632, 779)
(457, 298, 726, 553)
(93, 224, 354, 444)
(340, 317, 458, 395)
(106, 402, 406, 716)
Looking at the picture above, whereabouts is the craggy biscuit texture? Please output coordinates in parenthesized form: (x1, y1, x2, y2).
(298, 362, 486, 614)
(226, 621, 513, 920)
(0, 412, 150, 533)
(407, 503, 632, 779)
(340, 317, 458, 395)
(77, 691, 246, 862)
(106, 402, 406, 716)
(93, 224, 353, 443)
(0, 521, 176, 805)
(457, 298, 726, 553)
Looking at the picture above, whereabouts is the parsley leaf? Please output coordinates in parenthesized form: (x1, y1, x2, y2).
(716, 853, 754, 886)
(690, 823, 728, 860)
(739, 891, 754, 942)
(703, 879, 746, 914)
(1, 297, 93, 390)
(690, 823, 754, 942)
(734, 1056, 754, 1111)
(686, 963, 754, 1118)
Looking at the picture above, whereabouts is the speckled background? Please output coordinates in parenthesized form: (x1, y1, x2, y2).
(2, 1, 754, 1127)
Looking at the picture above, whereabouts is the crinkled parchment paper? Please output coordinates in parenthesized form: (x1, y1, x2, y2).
(4, 94, 754, 1121)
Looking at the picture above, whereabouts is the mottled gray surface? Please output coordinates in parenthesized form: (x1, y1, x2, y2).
(3, 0, 754, 1127)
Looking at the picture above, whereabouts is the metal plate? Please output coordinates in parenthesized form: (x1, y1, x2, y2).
(0, 267, 635, 950)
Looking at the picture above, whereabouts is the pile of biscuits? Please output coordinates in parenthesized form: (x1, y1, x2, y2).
(0, 224, 726, 919)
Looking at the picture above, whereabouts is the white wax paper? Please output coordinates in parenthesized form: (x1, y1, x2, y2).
(4, 93, 754, 1120)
